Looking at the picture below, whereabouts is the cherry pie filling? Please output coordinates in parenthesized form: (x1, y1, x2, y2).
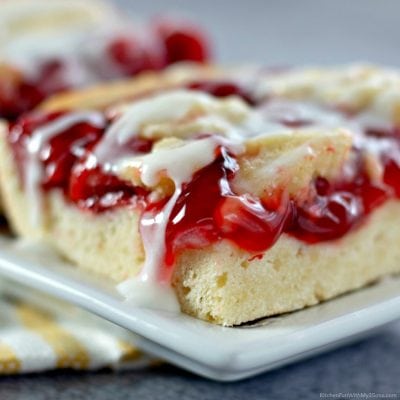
(0, 60, 69, 121)
(7, 83, 400, 272)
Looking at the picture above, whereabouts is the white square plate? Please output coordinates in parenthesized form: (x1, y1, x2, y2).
(0, 236, 399, 381)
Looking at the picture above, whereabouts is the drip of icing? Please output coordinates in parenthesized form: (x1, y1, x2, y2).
(25, 111, 105, 227)
(117, 187, 183, 311)
(116, 137, 243, 310)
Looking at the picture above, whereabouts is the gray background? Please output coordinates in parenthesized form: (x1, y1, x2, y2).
(115, 0, 400, 66)
(3, 1, 400, 398)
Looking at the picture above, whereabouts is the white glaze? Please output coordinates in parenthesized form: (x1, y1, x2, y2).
(115, 137, 242, 311)
(117, 277, 180, 312)
(95, 90, 235, 162)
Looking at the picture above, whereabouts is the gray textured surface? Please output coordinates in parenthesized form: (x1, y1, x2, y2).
(1, 322, 400, 399)
(2, 1, 400, 398)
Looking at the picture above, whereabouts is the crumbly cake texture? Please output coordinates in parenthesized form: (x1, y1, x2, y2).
(173, 202, 400, 324)
(1, 64, 400, 325)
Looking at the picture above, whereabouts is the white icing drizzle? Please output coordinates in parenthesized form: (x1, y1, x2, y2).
(95, 90, 232, 162)
(116, 137, 243, 310)
(117, 187, 183, 311)
(25, 112, 105, 227)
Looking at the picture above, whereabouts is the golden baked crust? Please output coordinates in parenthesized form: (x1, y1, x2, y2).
(39, 64, 226, 112)
(2, 64, 400, 325)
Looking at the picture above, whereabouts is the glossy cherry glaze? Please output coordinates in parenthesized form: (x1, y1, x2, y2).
(68, 134, 153, 213)
(8, 112, 152, 213)
(68, 164, 149, 213)
(9, 111, 105, 192)
(164, 149, 292, 265)
(163, 147, 394, 264)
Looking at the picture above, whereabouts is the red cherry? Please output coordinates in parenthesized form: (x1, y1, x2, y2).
(154, 18, 210, 64)
(164, 156, 225, 264)
(315, 177, 330, 196)
(365, 127, 400, 139)
(9, 112, 105, 191)
(35, 59, 69, 94)
(293, 192, 363, 242)
(41, 122, 104, 190)
(214, 195, 291, 252)
(69, 164, 145, 212)
(383, 156, 400, 197)
(125, 136, 154, 154)
(0, 59, 69, 121)
(8, 112, 64, 179)
(106, 35, 164, 76)
(0, 81, 45, 121)
(187, 81, 256, 105)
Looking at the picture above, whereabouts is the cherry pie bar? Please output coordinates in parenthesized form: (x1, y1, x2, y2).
(0, 0, 210, 121)
(1, 64, 400, 325)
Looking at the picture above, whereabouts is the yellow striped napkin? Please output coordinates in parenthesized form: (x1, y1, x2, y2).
(0, 285, 157, 374)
